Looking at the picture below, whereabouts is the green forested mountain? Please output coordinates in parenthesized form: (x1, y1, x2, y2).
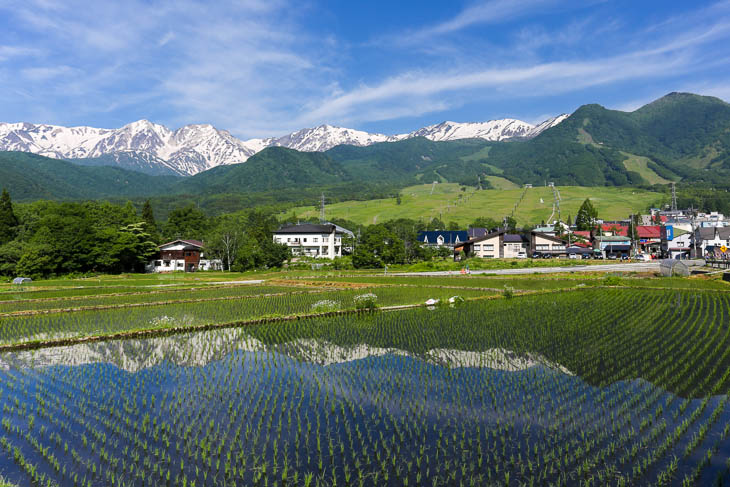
(175, 138, 493, 195)
(68, 151, 185, 176)
(175, 147, 352, 194)
(484, 92, 730, 186)
(0, 152, 179, 200)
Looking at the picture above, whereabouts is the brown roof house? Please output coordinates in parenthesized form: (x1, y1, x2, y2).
(147, 239, 222, 272)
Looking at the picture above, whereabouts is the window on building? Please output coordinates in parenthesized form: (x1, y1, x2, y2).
(474, 245, 481, 251)
(163, 260, 171, 266)
(185, 252, 191, 256)
(313, 238, 318, 243)
(303, 238, 307, 243)
(552, 245, 565, 250)
(536, 244, 549, 251)
(483, 244, 494, 251)
(323, 237, 329, 243)
(155, 261, 162, 266)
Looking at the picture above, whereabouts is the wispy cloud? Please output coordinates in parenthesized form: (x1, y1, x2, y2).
(0, 45, 42, 62)
(0, 0, 728, 136)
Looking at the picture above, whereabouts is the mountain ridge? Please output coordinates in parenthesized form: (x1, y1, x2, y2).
(0, 114, 568, 176)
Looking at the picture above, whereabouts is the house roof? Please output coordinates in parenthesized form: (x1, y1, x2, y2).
(418, 230, 469, 244)
(275, 223, 339, 234)
(572, 231, 592, 240)
(533, 225, 555, 232)
(159, 239, 204, 249)
(504, 233, 527, 243)
(596, 235, 631, 242)
(696, 227, 730, 240)
(637, 226, 662, 239)
(600, 224, 629, 236)
(468, 227, 488, 238)
(531, 231, 566, 244)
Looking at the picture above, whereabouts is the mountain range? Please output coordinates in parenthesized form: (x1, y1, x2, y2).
(1, 92, 729, 208)
(0, 115, 567, 176)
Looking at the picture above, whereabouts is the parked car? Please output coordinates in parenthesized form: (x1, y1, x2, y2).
(607, 254, 618, 260)
(531, 252, 541, 259)
(634, 253, 651, 262)
(516, 251, 527, 259)
(568, 253, 579, 259)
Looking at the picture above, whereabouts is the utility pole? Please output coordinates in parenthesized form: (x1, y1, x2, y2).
(671, 182, 677, 212)
(320, 193, 326, 224)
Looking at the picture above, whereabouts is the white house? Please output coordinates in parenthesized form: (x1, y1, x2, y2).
(273, 223, 353, 259)
(695, 227, 730, 258)
(146, 239, 223, 273)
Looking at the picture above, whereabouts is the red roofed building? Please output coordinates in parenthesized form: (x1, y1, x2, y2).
(636, 225, 662, 255)
(600, 224, 629, 236)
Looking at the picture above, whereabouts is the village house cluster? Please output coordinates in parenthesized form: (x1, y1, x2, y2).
(144, 208, 730, 272)
(426, 208, 730, 262)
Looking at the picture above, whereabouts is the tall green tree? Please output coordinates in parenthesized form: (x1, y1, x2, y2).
(504, 216, 517, 232)
(352, 224, 405, 268)
(162, 205, 209, 241)
(0, 188, 19, 245)
(142, 200, 156, 229)
(141, 200, 160, 243)
(575, 198, 599, 231)
(470, 217, 499, 230)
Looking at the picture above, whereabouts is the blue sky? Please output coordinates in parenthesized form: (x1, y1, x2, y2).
(1, 0, 729, 138)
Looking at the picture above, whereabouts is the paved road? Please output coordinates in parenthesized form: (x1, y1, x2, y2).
(392, 260, 705, 276)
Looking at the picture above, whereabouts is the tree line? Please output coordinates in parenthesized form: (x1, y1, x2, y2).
(3, 187, 650, 278)
(0, 190, 291, 278)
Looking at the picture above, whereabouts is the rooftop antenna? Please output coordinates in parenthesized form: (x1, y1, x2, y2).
(671, 182, 677, 212)
(320, 193, 326, 223)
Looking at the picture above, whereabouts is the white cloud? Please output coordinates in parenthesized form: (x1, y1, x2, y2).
(0, 45, 42, 61)
(21, 65, 77, 81)
(0, 0, 728, 137)
(158, 31, 175, 47)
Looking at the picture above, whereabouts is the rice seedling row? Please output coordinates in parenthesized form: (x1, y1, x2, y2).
(0, 286, 334, 316)
(0, 287, 729, 486)
(0, 287, 494, 347)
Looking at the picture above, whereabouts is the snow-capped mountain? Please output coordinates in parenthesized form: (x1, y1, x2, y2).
(266, 124, 398, 152)
(407, 118, 536, 141)
(0, 114, 568, 176)
(0, 120, 258, 176)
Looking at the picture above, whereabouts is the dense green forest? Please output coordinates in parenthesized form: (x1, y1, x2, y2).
(0, 152, 180, 200)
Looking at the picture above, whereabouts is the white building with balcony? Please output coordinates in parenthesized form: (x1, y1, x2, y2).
(273, 223, 353, 259)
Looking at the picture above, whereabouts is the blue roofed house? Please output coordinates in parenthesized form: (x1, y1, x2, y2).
(417, 230, 469, 248)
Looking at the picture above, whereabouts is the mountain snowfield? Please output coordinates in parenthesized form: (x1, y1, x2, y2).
(0, 114, 568, 176)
